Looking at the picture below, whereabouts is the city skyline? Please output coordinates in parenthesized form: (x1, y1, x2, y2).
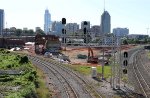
(0, 0, 150, 35)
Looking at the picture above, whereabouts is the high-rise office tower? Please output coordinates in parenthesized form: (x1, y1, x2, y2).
(44, 9, 51, 35)
(100, 10, 111, 35)
(0, 9, 4, 35)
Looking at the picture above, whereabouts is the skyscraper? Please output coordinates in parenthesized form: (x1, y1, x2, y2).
(100, 11, 111, 35)
(0, 9, 4, 35)
(44, 9, 51, 35)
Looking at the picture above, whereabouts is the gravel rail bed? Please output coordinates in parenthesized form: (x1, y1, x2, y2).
(29, 55, 102, 98)
(132, 50, 150, 98)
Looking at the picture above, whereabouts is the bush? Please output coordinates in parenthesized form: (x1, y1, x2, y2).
(0, 48, 4, 51)
(28, 74, 34, 81)
(19, 56, 29, 64)
(6, 64, 14, 68)
(34, 80, 39, 88)
(0, 77, 14, 82)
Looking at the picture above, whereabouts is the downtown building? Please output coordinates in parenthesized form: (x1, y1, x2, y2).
(0, 9, 4, 35)
(100, 10, 111, 45)
(44, 9, 51, 35)
(113, 28, 129, 37)
(113, 28, 129, 45)
(66, 23, 79, 33)
(100, 11, 111, 35)
(90, 25, 101, 39)
(51, 21, 62, 36)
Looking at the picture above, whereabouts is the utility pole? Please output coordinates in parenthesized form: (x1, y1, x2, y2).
(102, 36, 105, 80)
(146, 27, 149, 36)
(110, 35, 122, 89)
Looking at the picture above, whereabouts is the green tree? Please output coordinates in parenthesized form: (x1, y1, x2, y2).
(143, 38, 148, 44)
(15, 29, 22, 37)
(36, 29, 45, 35)
(19, 56, 29, 64)
(28, 29, 34, 35)
(123, 39, 128, 45)
(22, 30, 29, 36)
(134, 39, 140, 44)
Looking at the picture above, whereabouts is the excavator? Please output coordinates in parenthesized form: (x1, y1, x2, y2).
(87, 47, 98, 63)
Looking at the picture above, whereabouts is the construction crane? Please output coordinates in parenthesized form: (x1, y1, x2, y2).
(87, 47, 98, 63)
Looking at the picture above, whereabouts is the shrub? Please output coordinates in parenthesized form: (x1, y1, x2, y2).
(0, 77, 14, 82)
(28, 75, 34, 81)
(6, 51, 10, 54)
(34, 80, 39, 88)
(0, 48, 4, 51)
(31, 71, 37, 76)
(6, 64, 12, 68)
(19, 56, 29, 64)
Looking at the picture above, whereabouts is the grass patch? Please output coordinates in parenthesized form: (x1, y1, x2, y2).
(34, 65, 51, 98)
(147, 51, 150, 59)
(0, 49, 51, 98)
(65, 64, 111, 79)
(41, 56, 112, 79)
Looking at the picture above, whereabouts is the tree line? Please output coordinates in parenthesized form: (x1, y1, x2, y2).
(2, 28, 45, 37)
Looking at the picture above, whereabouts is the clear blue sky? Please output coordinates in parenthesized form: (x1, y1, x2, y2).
(0, 0, 150, 34)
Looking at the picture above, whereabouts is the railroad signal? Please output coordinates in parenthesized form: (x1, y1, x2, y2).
(62, 18, 66, 24)
(62, 29, 66, 34)
(123, 69, 127, 74)
(84, 28, 86, 34)
(84, 21, 88, 25)
(123, 52, 128, 74)
(84, 38, 86, 43)
(123, 60, 128, 66)
(124, 52, 128, 57)
(62, 29, 65, 34)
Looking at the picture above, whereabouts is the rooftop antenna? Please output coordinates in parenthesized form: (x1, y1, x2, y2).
(46, 6, 48, 11)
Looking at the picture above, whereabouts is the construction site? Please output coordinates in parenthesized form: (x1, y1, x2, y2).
(2, 34, 140, 98)
(1, 33, 137, 67)
(61, 45, 136, 65)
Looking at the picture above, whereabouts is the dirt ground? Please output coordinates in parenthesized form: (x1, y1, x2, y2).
(62, 45, 136, 66)
(24, 44, 137, 66)
(62, 47, 101, 65)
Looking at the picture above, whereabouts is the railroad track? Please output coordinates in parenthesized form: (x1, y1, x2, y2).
(139, 51, 150, 74)
(132, 51, 150, 98)
(29, 55, 103, 98)
(31, 58, 78, 98)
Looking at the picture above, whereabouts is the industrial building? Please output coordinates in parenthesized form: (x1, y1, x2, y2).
(35, 34, 61, 55)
